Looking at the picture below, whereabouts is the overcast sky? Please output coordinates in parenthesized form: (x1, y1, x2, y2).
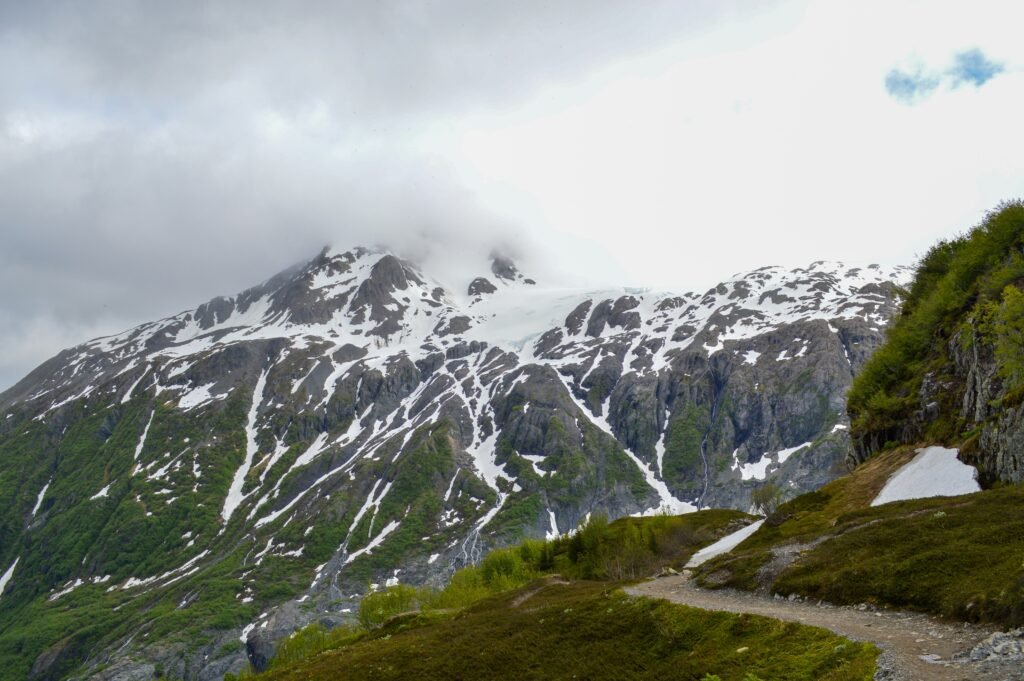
(2, 1, 1023, 390)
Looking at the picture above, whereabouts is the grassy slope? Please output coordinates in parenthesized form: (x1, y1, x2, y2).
(258, 581, 876, 681)
(244, 510, 878, 681)
(694, 446, 1024, 626)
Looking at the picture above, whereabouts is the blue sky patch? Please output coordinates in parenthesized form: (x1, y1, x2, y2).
(885, 69, 939, 102)
(948, 49, 1005, 87)
(886, 48, 1005, 103)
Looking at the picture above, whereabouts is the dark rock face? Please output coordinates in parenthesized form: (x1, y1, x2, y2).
(943, 327, 1023, 483)
(491, 255, 519, 281)
(468, 277, 497, 296)
(0, 250, 908, 681)
(246, 631, 276, 673)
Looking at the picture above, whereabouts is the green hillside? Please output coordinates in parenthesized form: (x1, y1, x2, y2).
(234, 511, 876, 681)
(848, 200, 1024, 472)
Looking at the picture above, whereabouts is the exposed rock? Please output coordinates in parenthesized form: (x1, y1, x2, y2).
(246, 630, 276, 673)
(491, 255, 519, 281)
(468, 277, 497, 296)
(964, 628, 1024, 662)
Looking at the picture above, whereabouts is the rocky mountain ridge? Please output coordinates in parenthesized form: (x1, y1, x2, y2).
(0, 246, 908, 680)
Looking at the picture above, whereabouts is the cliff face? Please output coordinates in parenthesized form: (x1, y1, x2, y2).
(951, 323, 1024, 484)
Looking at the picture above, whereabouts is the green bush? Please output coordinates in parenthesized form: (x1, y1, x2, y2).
(750, 482, 785, 516)
(267, 623, 361, 670)
(987, 286, 1024, 391)
(357, 584, 419, 629)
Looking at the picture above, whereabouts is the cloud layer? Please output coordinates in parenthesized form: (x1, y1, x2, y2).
(2, 2, 1024, 390)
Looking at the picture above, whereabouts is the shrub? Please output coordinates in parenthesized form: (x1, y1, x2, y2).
(266, 622, 361, 670)
(751, 482, 785, 516)
(357, 584, 418, 629)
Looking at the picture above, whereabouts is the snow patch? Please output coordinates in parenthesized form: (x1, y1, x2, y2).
(178, 383, 223, 411)
(31, 480, 50, 517)
(0, 557, 19, 597)
(90, 482, 113, 500)
(344, 520, 400, 565)
(133, 411, 155, 463)
(775, 441, 812, 465)
(545, 510, 559, 540)
(222, 370, 269, 523)
(685, 520, 764, 568)
(871, 447, 980, 507)
(733, 450, 773, 481)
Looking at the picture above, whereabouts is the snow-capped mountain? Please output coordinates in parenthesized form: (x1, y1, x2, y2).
(0, 247, 908, 680)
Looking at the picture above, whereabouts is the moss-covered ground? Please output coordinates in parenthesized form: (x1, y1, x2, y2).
(694, 446, 1024, 626)
(235, 509, 877, 681)
(256, 580, 877, 681)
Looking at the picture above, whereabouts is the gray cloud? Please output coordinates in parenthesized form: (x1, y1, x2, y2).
(1, 1, 733, 389)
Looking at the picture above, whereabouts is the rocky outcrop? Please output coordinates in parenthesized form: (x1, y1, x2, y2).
(954, 325, 1024, 484)
(850, 316, 1024, 485)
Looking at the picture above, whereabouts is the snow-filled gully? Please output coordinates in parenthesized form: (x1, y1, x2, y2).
(222, 370, 269, 523)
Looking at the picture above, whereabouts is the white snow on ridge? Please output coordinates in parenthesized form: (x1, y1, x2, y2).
(118, 550, 210, 591)
(133, 411, 155, 463)
(31, 480, 50, 517)
(48, 578, 85, 601)
(90, 482, 113, 500)
(466, 430, 507, 493)
(561, 386, 695, 516)
(733, 442, 813, 481)
(344, 520, 400, 565)
(685, 520, 764, 568)
(735, 452, 773, 481)
(546, 510, 559, 540)
(520, 453, 547, 477)
(0, 557, 18, 597)
(178, 383, 222, 411)
(120, 366, 150, 404)
(776, 441, 813, 465)
(871, 447, 980, 507)
(222, 370, 269, 523)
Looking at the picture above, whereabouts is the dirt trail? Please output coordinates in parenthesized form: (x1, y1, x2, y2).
(626, 574, 1022, 681)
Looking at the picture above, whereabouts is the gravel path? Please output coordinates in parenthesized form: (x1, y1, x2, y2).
(626, 574, 1023, 680)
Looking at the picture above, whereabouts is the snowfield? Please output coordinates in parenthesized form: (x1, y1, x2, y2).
(870, 446, 980, 507)
(685, 519, 764, 568)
